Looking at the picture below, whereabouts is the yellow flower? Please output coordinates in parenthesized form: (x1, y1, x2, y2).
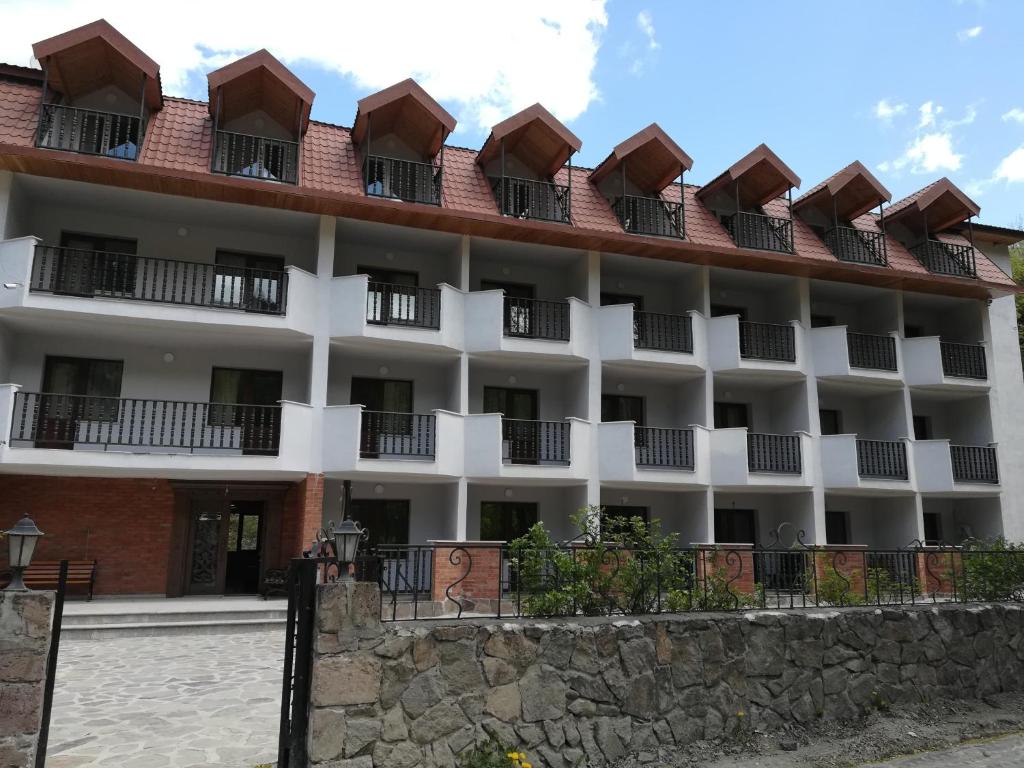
(523, 763, 533, 768)
(507, 754, 518, 761)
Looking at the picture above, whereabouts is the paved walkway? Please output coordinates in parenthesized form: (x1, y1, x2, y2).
(47, 630, 284, 768)
(858, 733, 1024, 767)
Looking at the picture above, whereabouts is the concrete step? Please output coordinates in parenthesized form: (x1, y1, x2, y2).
(62, 608, 288, 626)
(61, 617, 287, 640)
(60, 597, 289, 638)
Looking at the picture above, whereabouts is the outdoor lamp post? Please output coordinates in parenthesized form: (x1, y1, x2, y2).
(4, 513, 44, 591)
(328, 516, 366, 582)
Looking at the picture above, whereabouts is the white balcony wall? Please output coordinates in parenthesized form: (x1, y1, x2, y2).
(710, 429, 815, 488)
(598, 422, 710, 487)
(463, 413, 590, 481)
(819, 434, 915, 492)
(707, 315, 805, 375)
(463, 291, 589, 359)
(809, 326, 902, 383)
(902, 336, 989, 388)
(597, 304, 706, 370)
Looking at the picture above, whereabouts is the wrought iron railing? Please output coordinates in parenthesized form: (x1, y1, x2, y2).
(950, 445, 999, 484)
(365, 282, 440, 329)
(910, 240, 977, 278)
(501, 418, 570, 464)
(358, 411, 435, 459)
(212, 130, 299, 184)
(726, 211, 794, 253)
(490, 176, 571, 223)
(30, 245, 288, 315)
(823, 226, 887, 266)
(365, 155, 441, 205)
(502, 296, 570, 341)
(747, 433, 802, 474)
(940, 341, 987, 379)
(9, 392, 280, 453)
(856, 439, 908, 479)
(613, 195, 684, 238)
(634, 311, 693, 353)
(36, 104, 142, 160)
(847, 332, 897, 371)
(739, 321, 796, 362)
(635, 427, 694, 469)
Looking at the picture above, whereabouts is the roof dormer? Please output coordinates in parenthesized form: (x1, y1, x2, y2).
(590, 123, 693, 238)
(885, 178, 981, 278)
(32, 19, 161, 161)
(478, 104, 581, 224)
(207, 50, 314, 185)
(352, 79, 456, 206)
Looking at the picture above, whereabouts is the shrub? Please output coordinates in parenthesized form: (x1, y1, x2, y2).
(458, 742, 533, 768)
(960, 537, 1024, 602)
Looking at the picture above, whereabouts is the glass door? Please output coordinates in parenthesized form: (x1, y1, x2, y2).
(209, 368, 283, 454)
(351, 377, 414, 458)
(481, 280, 535, 336)
(360, 267, 418, 325)
(224, 501, 265, 594)
(484, 386, 540, 464)
(214, 250, 285, 313)
(57, 232, 137, 297)
(38, 356, 123, 449)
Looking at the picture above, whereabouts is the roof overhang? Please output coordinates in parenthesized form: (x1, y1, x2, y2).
(886, 177, 981, 234)
(696, 143, 800, 208)
(950, 221, 1024, 246)
(589, 123, 693, 194)
(207, 50, 314, 135)
(477, 103, 582, 177)
(32, 19, 162, 110)
(352, 78, 456, 158)
(794, 161, 891, 222)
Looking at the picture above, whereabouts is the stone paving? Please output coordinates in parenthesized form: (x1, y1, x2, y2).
(858, 733, 1024, 767)
(46, 630, 285, 768)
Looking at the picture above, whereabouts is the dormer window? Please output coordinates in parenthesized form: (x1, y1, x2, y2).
(696, 144, 801, 254)
(591, 123, 692, 239)
(794, 161, 891, 267)
(477, 104, 581, 224)
(884, 179, 980, 278)
(207, 50, 314, 185)
(352, 79, 456, 206)
(32, 19, 162, 162)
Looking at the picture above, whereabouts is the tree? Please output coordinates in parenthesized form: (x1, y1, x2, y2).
(1010, 217, 1024, 362)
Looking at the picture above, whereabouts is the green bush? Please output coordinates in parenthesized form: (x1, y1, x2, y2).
(813, 562, 863, 607)
(960, 537, 1024, 602)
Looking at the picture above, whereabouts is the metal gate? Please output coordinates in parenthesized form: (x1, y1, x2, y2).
(277, 557, 318, 768)
(35, 559, 68, 768)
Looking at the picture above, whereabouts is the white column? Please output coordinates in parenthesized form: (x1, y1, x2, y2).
(309, 215, 336, 474)
(585, 250, 602, 508)
(456, 235, 470, 291)
(795, 278, 827, 544)
(0, 171, 12, 241)
(454, 477, 469, 541)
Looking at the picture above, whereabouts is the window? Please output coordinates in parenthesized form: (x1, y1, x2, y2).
(819, 409, 843, 436)
(42, 355, 124, 422)
(350, 499, 410, 548)
(600, 293, 644, 309)
(214, 251, 285, 313)
(58, 232, 138, 297)
(710, 304, 747, 320)
(923, 512, 943, 546)
(811, 314, 836, 328)
(912, 415, 931, 441)
(904, 324, 925, 339)
(714, 509, 756, 544)
(208, 368, 283, 426)
(359, 266, 418, 324)
(714, 402, 750, 429)
(480, 502, 538, 542)
(481, 280, 536, 336)
(825, 511, 850, 545)
(601, 395, 645, 424)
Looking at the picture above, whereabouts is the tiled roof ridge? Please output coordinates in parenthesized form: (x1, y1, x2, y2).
(163, 95, 209, 107)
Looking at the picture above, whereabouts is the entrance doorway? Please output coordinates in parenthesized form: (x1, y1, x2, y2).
(714, 508, 756, 544)
(225, 501, 264, 594)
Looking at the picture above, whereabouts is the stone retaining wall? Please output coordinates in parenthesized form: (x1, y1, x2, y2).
(308, 583, 1024, 768)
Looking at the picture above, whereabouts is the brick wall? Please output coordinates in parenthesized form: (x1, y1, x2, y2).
(281, 473, 325, 566)
(431, 543, 503, 603)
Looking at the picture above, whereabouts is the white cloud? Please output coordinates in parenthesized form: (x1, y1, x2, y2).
(994, 146, 1024, 183)
(957, 25, 983, 41)
(1002, 108, 1024, 124)
(874, 99, 907, 121)
(886, 133, 963, 175)
(0, 0, 609, 133)
(636, 10, 659, 50)
(918, 101, 944, 129)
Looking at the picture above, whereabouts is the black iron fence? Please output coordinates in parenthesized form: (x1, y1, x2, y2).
(490, 176, 571, 223)
(365, 282, 441, 329)
(359, 411, 435, 459)
(747, 433, 802, 474)
(856, 439, 908, 479)
(36, 104, 142, 160)
(635, 427, 694, 469)
(212, 130, 299, 184)
(951, 445, 999, 484)
(278, 558, 318, 768)
(940, 341, 987, 379)
(502, 418, 570, 464)
(910, 240, 977, 278)
(365, 155, 442, 205)
(739, 321, 796, 362)
(613, 195, 684, 238)
(502, 296, 570, 341)
(634, 311, 693, 353)
(726, 211, 794, 253)
(9, 392, 281, 454)
(847, 331, 897, 371)
(31, 245, 288, 314)
(824, 226, 887, 266)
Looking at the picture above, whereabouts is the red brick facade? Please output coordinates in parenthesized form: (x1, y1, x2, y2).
(431, 543, 503, 603)
(281, 473, 325, 565)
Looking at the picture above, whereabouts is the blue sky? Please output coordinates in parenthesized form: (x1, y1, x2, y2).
(4, 0, 1023, 225)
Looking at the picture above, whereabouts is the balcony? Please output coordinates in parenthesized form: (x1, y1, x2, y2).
(856, 439, 908, 479)
(359, 411, 435, 459)
(36, 104, 142, 160)
(464, 291, 586, 360)
(708, 316, 802, 376)
(914, 440, 999, 492)
(366, 282, 441, 329)
(941, 342, 987, 380)
(747, 432, 802, 474)
(823, 226, 887, 267)
(635, 312, 693, 353)
(365, 155, 442, 205)
(464, 414, 589, 480)
(710, 429, 813, 487)
(901, 337, 988, 390)
(599, 422, 709, 487)
(740, 321, 796, 362)
(910, 240, 977, 278)
(502, 418, 570, 465)
(212, 130, 299, 184)
(613, 195, 684, 238)
(598, 305, 703, 371)
(847, 332, 898, 371)
(950, 445, 999, 485)
(820, 434, 913, 490)
(725, 211, 793, 253)
(490, 176, 570, 224)
(501, 297, 569, 341)
(634, 427, 695, 469)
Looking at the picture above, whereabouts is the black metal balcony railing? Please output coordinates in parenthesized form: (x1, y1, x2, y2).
(940, 341, 987, 380)
(823, 226, 888, 267)
(212, 130, 299, 185)
(634, 312, 693, 353)
(366, 282, 441, 329)
(739, 321, 796, 362)
(10, 392, 280, 454)
(36, 104, 142, 160)
(950, 445, 999, 485)
(726, 211, 794, 253)
(502, 418, 570, 465)
(847, 332, 897, 371)
(365, 155, 442, 205)
(747, 433, 802, 474)
(613, 195, 684, 238)
(856, 439, 908, 480)
(634, 427, 695, 469)
(502, 297, 570, 341)
(30, 245, 288, 315)
(359, 411, 435, 459)
(490, 176, 571, 223)
(910, 240, 977, 278)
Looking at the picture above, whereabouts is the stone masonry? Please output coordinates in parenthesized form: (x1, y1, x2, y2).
(307, 583, 1024, 768)
(0, 590, 55, 768)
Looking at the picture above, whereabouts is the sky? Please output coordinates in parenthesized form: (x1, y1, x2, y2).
(3, 0, 1024, 226)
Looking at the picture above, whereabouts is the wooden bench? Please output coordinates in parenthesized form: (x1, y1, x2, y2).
(20, 560, 97, 600)
(262, 568, 288, 599)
